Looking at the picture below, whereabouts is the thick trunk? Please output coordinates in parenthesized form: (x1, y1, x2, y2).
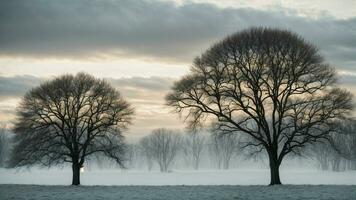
(268, 151, 282, 185)
(72, 163, 81, 185)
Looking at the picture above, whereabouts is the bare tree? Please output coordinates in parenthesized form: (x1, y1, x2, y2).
(209, 132, 240, 169)
(329, 133, 345, 171)
(140, 128, 181, 172)
(307, 120, 356, 171)
(182, 131, 205, 170)
(344, 132, 356, 170)
(0, 124, 10, 167)
(166, 27, 353, 185)
(333, 120, 356, 170)
(139, 136, 154, 171)
(9, 73, 134, 185)
(126, 143, 141, 169)
(311, 143, 331, 170)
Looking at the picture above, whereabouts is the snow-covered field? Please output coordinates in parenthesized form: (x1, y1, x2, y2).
(1, 184, 356, 200)
(1, 168, 356, 185)
(1, 169, 356, 199)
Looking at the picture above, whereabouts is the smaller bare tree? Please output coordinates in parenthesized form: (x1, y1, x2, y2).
(209, 132, 240, 169)
(0, 124, 10, 167)
(140, 128, 181, 172)
(9, 73, 134, 185)
(126, 143, 140, 169)
(139, 137, 154, 171)
(332, 120, 356, 170)
(182, 131, 205, 170)
(308, 120, 356, 171)
(344, 132, 356, 170)
(309, 142, 332, 170)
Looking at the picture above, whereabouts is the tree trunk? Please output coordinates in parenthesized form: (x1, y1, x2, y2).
(72, 163, 80, 185)
(268, 151, 282, 185)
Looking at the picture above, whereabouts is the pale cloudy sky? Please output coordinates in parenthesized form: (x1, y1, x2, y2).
(0, 0, 355, 138)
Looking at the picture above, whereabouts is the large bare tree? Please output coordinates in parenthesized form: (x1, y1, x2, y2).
(9, 73, 134, 185)
(166, 27, 353, 185)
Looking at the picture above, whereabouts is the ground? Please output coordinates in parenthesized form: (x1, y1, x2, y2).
(1, 169, 356, 199)
(1, 168, 356, 185)
(1, 185, 356, 200)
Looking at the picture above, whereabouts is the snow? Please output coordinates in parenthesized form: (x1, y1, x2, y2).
(1, 168, 356, 199)
(0, 168, 356, 185)
(0, 184, 356, 200)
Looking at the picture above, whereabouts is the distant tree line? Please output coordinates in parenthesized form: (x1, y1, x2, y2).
(3, 124, 356, 172)
(119, 128, 243, 172)
(0, 124, 11, 168)
(308, 120, 356, 171)
(125, 123, 356, 172)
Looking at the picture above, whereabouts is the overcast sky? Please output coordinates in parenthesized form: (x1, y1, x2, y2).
(0, 0, 355, 137)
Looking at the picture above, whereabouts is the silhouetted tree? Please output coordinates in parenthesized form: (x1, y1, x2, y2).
(9, 73, 134, 185)
(166, 27, 353, 185)
(140, 128, 181, 172)
(182, 131, 205, 170)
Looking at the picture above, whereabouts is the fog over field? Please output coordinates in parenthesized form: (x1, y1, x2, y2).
(1, 147, 355, 185)
(1, 168, 356, 186)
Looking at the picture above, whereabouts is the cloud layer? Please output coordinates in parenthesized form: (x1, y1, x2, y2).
(0, 0, 355, 134)
(0, 0, 355, 71)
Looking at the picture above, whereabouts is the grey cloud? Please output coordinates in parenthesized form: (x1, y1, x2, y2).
(106, 76, 176, 105)
(338, 73, 356, 86)
(0, 0, 355, 70)
(0, 75, 175, 103)
(106, 77, 175, 92)
(1, 73, 354, 102)
(0, 75, 42, 98)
